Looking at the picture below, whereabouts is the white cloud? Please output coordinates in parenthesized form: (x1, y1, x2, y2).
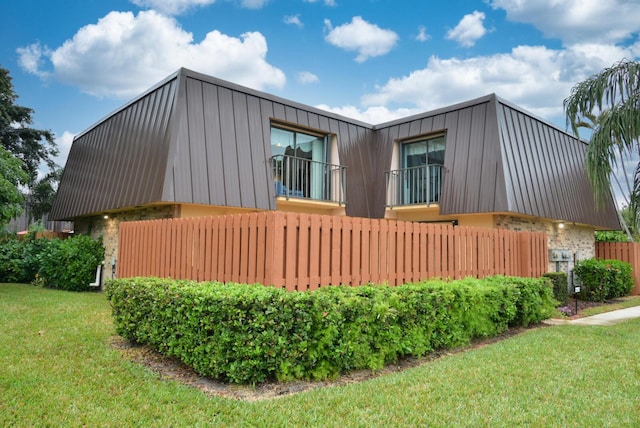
(416, 26, 430, 42)
(297, 71, 318, 84)
(359, 43, 638, 124)
(284, 14, 303, 28)
(324, 16, 398, 62)
(54, 131, 76, 169)
(130, 0, 216, 15)
(17, 10, 285, 99)
(490, 0, 640, 45)
(446, 11, 487, 48)
(304, 0, 336, 6)
(16, 43, 50, 78)
(314, 104, 419, 125)
(130, 0, 269, 14)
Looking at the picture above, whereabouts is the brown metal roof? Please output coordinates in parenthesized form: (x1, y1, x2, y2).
(50, 69, 620, 230)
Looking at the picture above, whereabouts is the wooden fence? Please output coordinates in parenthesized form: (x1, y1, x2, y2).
(118, 212, 548, 290)
(596, 242, 640, 295)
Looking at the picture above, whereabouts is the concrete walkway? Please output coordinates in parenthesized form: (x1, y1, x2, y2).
(569, 305, 640, 326)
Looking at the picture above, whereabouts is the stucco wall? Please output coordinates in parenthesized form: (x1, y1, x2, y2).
(495, 215, 595, 274)
(74, 205, 178, 280)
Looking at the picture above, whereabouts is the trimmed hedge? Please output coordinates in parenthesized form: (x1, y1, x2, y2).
(106, 276, 556, 385)
(574, 258, 633, 302)
(543, 272, 569, 306)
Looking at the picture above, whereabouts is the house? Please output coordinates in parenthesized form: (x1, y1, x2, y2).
(50, 68, 620, 280)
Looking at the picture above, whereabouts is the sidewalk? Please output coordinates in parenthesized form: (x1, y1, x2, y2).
(570, 305, 640, 326)
(545, 305, 640, 326)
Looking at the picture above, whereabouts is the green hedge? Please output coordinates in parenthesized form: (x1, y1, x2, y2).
(574, 258, 633, 302)
(543, 272, 569, 306)
(0, 234, 104, 291)
(105, 276, 556, 384)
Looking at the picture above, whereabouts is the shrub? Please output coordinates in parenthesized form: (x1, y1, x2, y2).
(106, 275, 556, 384)
(21, 233, 54, 281)
(0, 237, 27, 283)
(574, 258, 633, 302)
(484, 276, 557, 326)
(38, 235, 105, 291)
(543, 272, 569, 306)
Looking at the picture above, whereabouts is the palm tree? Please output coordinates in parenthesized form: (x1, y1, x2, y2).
(564, 59, 640, 234)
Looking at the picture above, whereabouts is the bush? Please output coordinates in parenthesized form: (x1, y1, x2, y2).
(39, 235, 105, 291)
(0, 237, 27, 283)
(22, 233, 53, 281)
(574, 258, 633, 302)
(543, 272, 569, 306)
(106, 275, 556, 384)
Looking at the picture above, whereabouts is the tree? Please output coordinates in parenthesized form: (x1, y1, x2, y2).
(0, 146, 28, 229)
(26, 168, 62, 222)
(564, 60, 640, 211)
(0, 66, 59, 224)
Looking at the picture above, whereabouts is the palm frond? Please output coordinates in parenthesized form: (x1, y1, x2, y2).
(565, 60, 640, 205)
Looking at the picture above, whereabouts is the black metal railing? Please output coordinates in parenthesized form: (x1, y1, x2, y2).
(385, 164, 443, 207)
(272, 155, 346, 205)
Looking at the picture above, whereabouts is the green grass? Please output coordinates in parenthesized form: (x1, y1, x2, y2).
(2, 283, 640, 427)
(580, 295, 640, 317)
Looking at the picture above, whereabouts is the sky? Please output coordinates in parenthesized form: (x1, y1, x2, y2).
(2, 0, 640, 194)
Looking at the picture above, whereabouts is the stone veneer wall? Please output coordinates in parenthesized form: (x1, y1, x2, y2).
(73, 205, 179, 280)
(494, 215, 595, 274)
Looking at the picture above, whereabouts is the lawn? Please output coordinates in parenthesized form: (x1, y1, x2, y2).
(2, 283, 640, 427)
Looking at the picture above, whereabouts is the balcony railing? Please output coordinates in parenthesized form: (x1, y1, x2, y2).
(385, 164, 443, 208)
(272, 154, 346, 205)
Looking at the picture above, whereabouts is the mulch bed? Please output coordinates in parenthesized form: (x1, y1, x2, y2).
(109, 299, 614, 401)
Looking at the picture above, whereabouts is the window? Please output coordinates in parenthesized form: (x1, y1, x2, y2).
(271, 125, 328, 199)
(401, 135, 445, 204)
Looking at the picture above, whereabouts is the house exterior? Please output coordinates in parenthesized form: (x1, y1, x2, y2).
(50, 68, 620, 280)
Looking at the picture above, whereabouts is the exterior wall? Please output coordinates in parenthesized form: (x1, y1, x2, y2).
(495, 214, 595, 273)
(276, 199, 346, 216)
(74, 205, 178, 281)
(179, 204, 260, 217)
(385, 207, 493, 229)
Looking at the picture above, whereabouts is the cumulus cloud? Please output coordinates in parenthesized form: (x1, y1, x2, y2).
(16, 43, 50, 78)
(446, 11, 488, 47)
(130, 0, 216, 15)
(296, 71, 318, 84)
(324, 16, 398, 62)
(490, 0, 640, 45)
(130, 0, 269, 14)
(416, 26, 430, 42)
(359, 43, 638, 122)
(284, 14, 303, 28)
(54, 131, 76, 169)
(314, 104, 419, 125)
(17, 10, 285, 99)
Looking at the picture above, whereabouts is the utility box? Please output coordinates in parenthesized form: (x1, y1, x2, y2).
(549, 249, 572, 262)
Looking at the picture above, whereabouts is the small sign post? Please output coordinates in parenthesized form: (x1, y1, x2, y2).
(574, 285, 581, 314)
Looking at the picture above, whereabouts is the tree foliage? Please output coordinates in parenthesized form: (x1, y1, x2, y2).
(564, 60, 640, 208)
(0, 146, 28, 229)
(0, 66, 59, 225)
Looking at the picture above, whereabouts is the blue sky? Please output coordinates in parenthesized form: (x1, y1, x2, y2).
(2, 0, 639, 178)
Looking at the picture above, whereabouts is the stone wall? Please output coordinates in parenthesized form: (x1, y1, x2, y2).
(74, 205, 178, 280)
(494, 215, 595, 274)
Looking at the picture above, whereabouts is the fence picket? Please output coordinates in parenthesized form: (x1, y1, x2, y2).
(118, 212, 549, 288)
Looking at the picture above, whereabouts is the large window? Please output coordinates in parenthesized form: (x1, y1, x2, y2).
(271, 126, 328, 199)
(401, 135, 445, 204)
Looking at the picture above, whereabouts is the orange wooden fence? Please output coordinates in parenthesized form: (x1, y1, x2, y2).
(596, 242, 640, 295)
(118, 212, 548, 290)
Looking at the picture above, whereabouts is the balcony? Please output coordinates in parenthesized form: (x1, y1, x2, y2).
(385, 164, 443, 208)
(272, 155, 346, 205)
